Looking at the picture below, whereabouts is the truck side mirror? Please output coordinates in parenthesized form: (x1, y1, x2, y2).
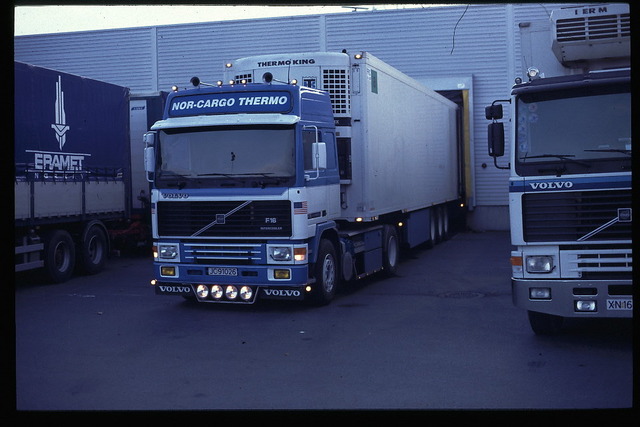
(143, 132, 156, 182)
(144, 146, 155, 182)
(485, 104, 503, 120)
(143, 131, 156, 147)
(313, 142, 327, 170)
(488, 122, 505, 157)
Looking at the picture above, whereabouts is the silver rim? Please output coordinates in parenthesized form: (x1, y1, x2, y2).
(322, 253, 336, 293)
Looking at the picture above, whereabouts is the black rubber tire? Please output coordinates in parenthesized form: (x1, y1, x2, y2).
(78, 224, 108, 275)
(309, 239, 338, 305)
(43, 229, 76, 283)
(382, 225, 399, 276)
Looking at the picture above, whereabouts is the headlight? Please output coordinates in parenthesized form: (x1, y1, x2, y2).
(225, 285, 238, 300)
(526, 256, 554, 273)
(196, 284, 209, 298)
(211, 285, 223, 300)
(268, 246, 292, 262)
(157, 243, 180, 262)
(239, 286, 253, 301)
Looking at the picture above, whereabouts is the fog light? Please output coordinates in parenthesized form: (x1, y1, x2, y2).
(530, 287, 551, 300)
(240, 286, 253, 301)
(160, 266, 176, 276)
(575, 300, 597, 312)
(196, 284, 209, 298)
(225, 285, 238, 300)
(274, 269, 291, 280)
(211, 285, 223, 299)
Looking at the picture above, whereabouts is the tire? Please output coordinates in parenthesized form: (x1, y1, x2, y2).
(43, 229, 76, 283)
(309, 239, 338, 305)
(527, 310, 564, 335)
(427, 208, 438, 248)
(382, 225, 399, 276)
(78, 224, 108, 275)
(440, 205, 450, 241)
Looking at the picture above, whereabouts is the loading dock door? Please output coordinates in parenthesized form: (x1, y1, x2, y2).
(419, 77, 474, 211)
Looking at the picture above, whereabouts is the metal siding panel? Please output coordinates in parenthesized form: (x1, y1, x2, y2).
(14, 28, 156, 93)
(156, 17, 323, 91)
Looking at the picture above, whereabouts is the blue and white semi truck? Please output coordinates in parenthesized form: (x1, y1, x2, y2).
(147, 51, 460, 305)
(486, 4, 631, 333)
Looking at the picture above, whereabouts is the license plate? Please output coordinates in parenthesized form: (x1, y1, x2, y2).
(207, 267, 238, 276)
(606, 299, 633, 311)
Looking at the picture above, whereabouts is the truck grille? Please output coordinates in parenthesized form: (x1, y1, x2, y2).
(560, 246, 633, 279)
(157, 200, 291, 238)
(522, 190, 632, 242)
(184, 242, 263, 265)
(555, 12, 630, 42)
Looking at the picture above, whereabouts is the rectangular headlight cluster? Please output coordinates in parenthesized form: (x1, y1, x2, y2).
(267, 244, 307, 264)
(526, 255, 554, 273)
(153, 243, 180, 262)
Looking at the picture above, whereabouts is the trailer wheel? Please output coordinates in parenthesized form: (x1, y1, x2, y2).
(382, 225, 399, 276)
(309, 239, 338, 305)
(439, 205, 450, 241)
(44, 230, 76, 283)
(427, 208, 438, 248)
(527, 311, 564, 335)
(79, 224, 108, 275)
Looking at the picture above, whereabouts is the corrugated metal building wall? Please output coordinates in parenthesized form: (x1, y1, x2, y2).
(13, 3, 573, 230)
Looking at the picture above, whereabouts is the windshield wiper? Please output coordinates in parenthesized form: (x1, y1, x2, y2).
(525, 154, 591, 168)
(197, 172, 285, 188)
(523, 154, 591, 177)
(198, 172, 276, 177)
(584, 149, 631, 156)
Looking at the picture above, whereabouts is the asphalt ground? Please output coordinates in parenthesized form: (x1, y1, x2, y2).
(12, 230, 634, 414)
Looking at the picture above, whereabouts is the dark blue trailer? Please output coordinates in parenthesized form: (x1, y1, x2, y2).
(14, 61, 133, 282)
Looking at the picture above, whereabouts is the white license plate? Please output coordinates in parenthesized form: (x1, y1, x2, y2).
(606, 299, 632, 310)
(207, 267, 238, 276)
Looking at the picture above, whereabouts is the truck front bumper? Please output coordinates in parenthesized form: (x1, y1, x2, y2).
(152, 263, 311, 303)
(512, 278, 633, 318)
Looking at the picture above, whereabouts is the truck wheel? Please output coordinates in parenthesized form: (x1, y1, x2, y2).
(439, 205, 450, 241)
(79, 224, 108, 274)
(44, 229, 76, 283)
(382, 225, 399, 276)
(309, 239, 338, 305)
(427, 208, 438, 248)
(527, 310, 564, 335)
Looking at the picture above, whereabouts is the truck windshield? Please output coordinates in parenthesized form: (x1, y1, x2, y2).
(157, 125, 295, 186)
(515, 83, 630, 176)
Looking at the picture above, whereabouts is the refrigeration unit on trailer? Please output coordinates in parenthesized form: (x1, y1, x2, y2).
(146, 51, 461, 304)
(485, 4, 631, 333)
